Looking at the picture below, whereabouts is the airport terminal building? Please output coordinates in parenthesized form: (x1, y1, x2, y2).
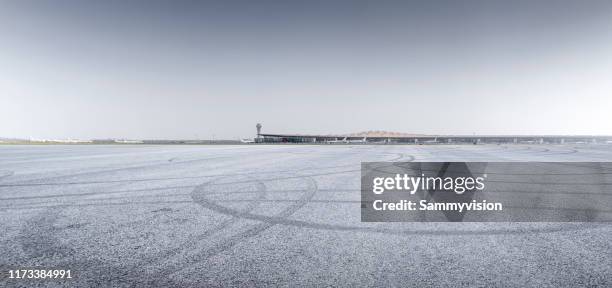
(257, 131, 612, 144)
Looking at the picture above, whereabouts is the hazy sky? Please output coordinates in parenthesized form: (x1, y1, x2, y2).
(1, 0, 612, 139)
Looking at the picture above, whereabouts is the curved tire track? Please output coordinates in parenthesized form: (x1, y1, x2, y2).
(144, 174, 319, 283)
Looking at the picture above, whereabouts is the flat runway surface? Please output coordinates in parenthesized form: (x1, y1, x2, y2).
(1, 144, 611, 287)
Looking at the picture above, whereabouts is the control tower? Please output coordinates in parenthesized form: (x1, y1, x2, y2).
(256, 123, 262, 142)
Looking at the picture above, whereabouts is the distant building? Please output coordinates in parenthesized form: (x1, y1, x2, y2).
(257, 131, 612, 144)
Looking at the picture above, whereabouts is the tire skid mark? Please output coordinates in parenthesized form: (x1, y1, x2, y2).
(0, 170, 14, 181)
(368, 152, 415, 175)
(142, 175, 319, 283)
(181, 193, 611, 235)
(127, 176, 268, 275)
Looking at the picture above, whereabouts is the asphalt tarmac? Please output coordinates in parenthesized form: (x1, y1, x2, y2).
(0, 144, 611, 287)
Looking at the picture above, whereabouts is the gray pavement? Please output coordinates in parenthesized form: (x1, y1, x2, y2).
(0, 144, 611, 287)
